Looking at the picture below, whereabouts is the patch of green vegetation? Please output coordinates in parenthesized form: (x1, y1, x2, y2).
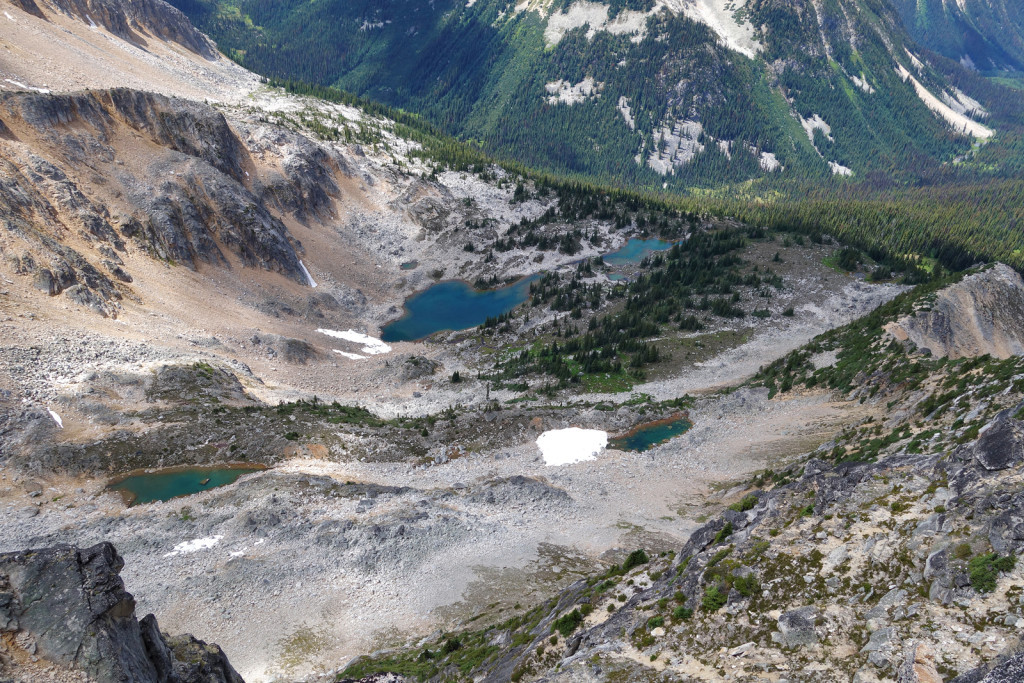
(702, 585, 728, 612)
(713, 522, 734, 544)
(968, 553, 1016, 593)
(728, 494, 759, 512)
(551, 609, 584, 637)
(622, 549, 650, 571)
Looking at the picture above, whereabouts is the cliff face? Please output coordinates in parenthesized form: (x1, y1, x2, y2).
(885, 264, 1024, 359)
(0, 542, 244, 682)
(27, 0, 218, 57)
(0, 88, 347, 316)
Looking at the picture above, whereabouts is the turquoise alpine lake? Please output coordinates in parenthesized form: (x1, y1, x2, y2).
(609, 416, 691, 452)
(602, 238, 677, 267)
(381, 275, 540, 342)
(381, 238, 679, 341)
(109, 465, 265, 505)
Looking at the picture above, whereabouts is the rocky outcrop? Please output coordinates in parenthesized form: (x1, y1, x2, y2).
(0, 88, 356, 314)
(36, 0, 218, 58)
(0, 542, 243, 682)
(885, 264, 1024, 359)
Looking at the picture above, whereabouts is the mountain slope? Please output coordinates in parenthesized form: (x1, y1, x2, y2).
(169, 0, 1018, 185)
(890, 0, 1024, 72)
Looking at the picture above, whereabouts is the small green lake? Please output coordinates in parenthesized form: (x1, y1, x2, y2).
(400, 260, 418, 270)
(381, 275, 540, 342)
(610, 417, 691, 452)
(109, 465, 264, 505)
(602, 238, 678, 267)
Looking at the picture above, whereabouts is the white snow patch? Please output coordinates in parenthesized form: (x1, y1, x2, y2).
(48, 409, 63, 429)
(960, 54, 976, 71)
(647, 119, 704, 174)
(85, 13, 97, 28)
(536, 428, 608, 466)
(799, 113, 833, 144)
(896, 64, 994, 139)
(905, 49, 924, 71)
(544, 77, 603, 105)
(618, 96, 636, 129)
(164, 535, 224, 557)
(298, 260, 318, 288)
(661, 0, 760, 58)
(759, 151, 781, 172)
(4, 11, 13, 20)
(541, 0, 759, 55)
(850, 74, 875, 94)
(317, 329, 392, 355)
(3, 79, 49, 94)
(829, 161, 853, 176)
(941, 87, 988, 119)
(333, 350, 366, 360)
(544, 1, 649, 46)
(745, 146, 781, 172)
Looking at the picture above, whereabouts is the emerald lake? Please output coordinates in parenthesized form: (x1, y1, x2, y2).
(610, 416, 691, 452)
(109, 465, 265, 505)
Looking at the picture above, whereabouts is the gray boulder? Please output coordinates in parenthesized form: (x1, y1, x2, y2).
(974, 414, 1024, 471)
(772, 607, 819, 647)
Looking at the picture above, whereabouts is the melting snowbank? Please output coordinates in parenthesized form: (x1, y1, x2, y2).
(164, 535, 224, 557)
(317, 329, 392, 356)
(536, 428, 608, 466)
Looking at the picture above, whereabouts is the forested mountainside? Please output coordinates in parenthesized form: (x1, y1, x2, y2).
(890, 0, 1024, 73)
(169, 0, 1022, 188)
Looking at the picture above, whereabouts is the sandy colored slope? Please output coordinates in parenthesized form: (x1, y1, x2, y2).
(0, 0, 256, 101)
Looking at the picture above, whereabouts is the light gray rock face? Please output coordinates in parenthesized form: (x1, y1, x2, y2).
(772, 607, 819, 647)
(885, 264, 1024, 359)
(0, 542, 244, 683)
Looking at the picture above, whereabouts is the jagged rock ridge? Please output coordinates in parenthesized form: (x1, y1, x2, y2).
(0, 542, 243, 682)
(0, 87, 349, 315)
(19, 0, 217, 57)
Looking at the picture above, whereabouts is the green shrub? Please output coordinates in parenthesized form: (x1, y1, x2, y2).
(622, 549, 649, 571)
(702, 585, 728, 612)
(969, 553, 1016, 593)
(953, 542, 973, 560)
(551, 609, 583, 637)
(673, 606, 693, 621)
(440, 638, 461, 655)
(646, 616, 664, 630)
(732, 575, 760, 597)
(713, 522, 734, 544)
(728, 494, 759, 513)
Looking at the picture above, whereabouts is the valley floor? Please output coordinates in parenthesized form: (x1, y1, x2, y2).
(0, 263, 895, 680)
